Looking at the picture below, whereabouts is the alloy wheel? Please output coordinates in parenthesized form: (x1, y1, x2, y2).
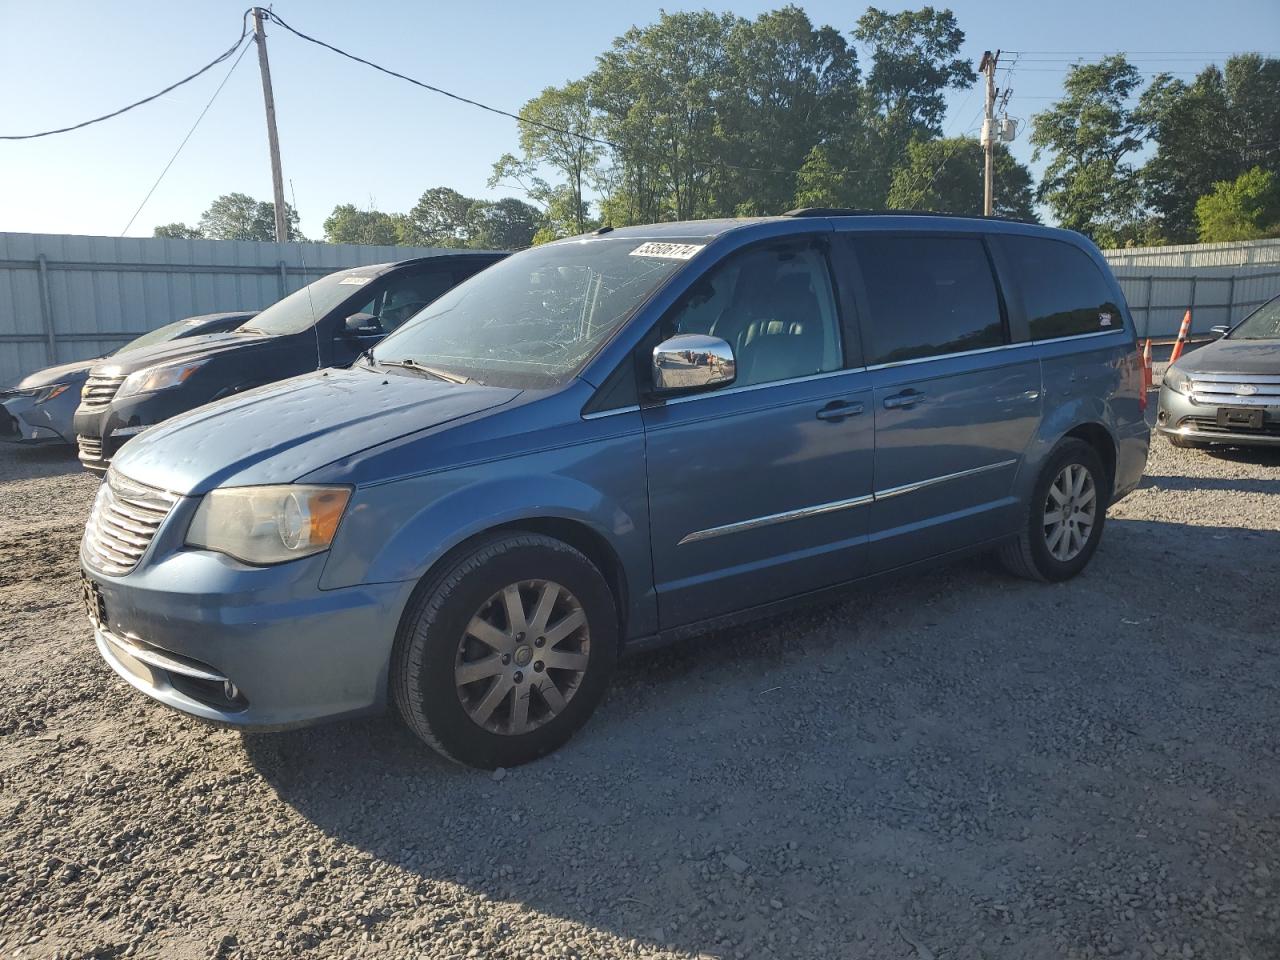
(1043, 463, 1097, 562)
(454, 579, 590, 735)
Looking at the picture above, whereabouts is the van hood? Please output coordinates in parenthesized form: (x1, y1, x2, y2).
(93, 331, 272, 377)
(112, 366, 519, 495)
(1175, 337, 1280, 377)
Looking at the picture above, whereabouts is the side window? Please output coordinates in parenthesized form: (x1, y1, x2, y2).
(852, 235, 1004, 365)
(1004, 238, 1123, 340)
(359, 269, 459, 335)
(663, 244, 842, 388)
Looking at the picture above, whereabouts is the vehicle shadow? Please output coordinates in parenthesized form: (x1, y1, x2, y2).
(1203, 445, 1280, 467)
(0, 442, 83, 479)
(241, 517, 1280, 957)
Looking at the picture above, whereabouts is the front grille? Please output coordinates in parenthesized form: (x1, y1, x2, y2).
(1186, 416, 1280, 438)
(82, 471, 179, 576)
(80, 374, 126, 409)
(1188, 372, 1280, 408)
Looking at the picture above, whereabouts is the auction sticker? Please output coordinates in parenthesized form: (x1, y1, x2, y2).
(338, 276, 374, 286)
(629, 242, 705, 260)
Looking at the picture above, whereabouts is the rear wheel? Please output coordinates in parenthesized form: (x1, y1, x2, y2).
(998, 439, 1109, 582)
(392, 532, 617, 768)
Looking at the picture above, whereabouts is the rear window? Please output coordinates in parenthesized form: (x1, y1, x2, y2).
(852, 235, 1004, 365)
(1004, 238, 1123, 340)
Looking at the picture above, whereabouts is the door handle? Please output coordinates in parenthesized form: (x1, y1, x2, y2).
(883, 390, 927, 410)
(815, 400, 865, 421)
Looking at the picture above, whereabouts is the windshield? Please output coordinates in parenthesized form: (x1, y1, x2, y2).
(369, 237, 703, 388)
(242, 270, 374, 336)
(111, 319, 191, 355)
(1231, 295, 1280, 340)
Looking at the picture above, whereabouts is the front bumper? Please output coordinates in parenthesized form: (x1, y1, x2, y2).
(1, 395, 73, 444)
(1156, 385, 1280, 446)
(83, 546, 418, 728)
(73, 391, 185, 472)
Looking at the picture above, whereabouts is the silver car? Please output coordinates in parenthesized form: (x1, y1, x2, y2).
(1157, 294, 1280, 448)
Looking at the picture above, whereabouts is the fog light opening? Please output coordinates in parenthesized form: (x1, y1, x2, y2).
(223, 680, 240, 701)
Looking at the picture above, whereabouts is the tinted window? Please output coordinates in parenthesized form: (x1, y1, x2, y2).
(1005, 238, 1122, 340)
(1228, 294, 1280, 340)
(664, 243, 842, 387)
(853, 236, 1004, 365)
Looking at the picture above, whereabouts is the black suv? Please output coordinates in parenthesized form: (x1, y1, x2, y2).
(73, 253, 504, 473)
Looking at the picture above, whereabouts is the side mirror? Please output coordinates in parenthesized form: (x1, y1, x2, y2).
(652, 334, 736, 394)
(1210, 324, 1230, 338)
(343, 313, 381, 337)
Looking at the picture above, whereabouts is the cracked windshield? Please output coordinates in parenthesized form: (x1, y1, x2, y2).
(369, 238, 705, 387)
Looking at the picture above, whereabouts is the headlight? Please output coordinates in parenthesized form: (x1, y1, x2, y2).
(116, 360, 207, 399)
(1163, 365, 1194, 397)
(31, 383, 71, 403)
(185, 485, 352, 565)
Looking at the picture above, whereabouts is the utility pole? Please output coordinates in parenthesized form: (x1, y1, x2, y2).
(252, 7, 289, 243)
(979, 49, 1000, 217)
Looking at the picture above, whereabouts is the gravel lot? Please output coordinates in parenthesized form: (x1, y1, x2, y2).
(1, 421, 1278, 960)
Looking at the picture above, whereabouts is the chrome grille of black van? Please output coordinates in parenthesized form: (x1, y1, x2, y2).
(80, 374, 127, 410)
(82, 471, 179, 576)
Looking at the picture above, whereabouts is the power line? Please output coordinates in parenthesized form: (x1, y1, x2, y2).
(120, 38, 253, 236)
(0, 13, 252, 141)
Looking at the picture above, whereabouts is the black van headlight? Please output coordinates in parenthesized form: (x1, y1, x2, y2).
(117, 360, 208, 399)
(185, 485, 352, 564)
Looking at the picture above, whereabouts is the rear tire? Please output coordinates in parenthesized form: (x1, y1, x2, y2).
(998, 438, 1109, 582)
(392, 532, 617, 769)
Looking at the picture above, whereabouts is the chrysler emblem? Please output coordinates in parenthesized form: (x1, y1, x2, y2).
(1235, 383, 1258, 396)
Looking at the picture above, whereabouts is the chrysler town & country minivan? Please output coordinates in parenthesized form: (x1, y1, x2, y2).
(80, 212, 1149, 768)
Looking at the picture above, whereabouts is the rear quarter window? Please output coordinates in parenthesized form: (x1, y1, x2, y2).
(1004, 237, 1123, 340)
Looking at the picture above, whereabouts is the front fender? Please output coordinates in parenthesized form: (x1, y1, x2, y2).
(318, 431, 656, 638)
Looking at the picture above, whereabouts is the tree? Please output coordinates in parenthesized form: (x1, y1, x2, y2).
(465, 197, 544, 249)
(404, 187, 474, 247)
(153, 222, 204, 239)
(886, 136, 1036, 220)
(198, 192, 303, 241)
(322, 204, 407, 245)
(1030, 56, 1146, 246)
(495, 81, 600, 235)
(1140, 55, 1280, 242)
(1195, 167, 1280, 242)
(591, 11, 738, 222)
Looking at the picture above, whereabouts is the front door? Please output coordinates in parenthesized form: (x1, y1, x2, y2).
(844, 233, 1042, 572)
(642, 238, 875, 628)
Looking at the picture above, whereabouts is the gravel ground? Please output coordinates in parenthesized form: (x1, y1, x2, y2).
(1, 423, 1278, 960)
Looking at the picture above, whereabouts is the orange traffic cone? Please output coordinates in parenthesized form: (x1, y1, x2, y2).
(1142, 339, 1152, 392)
(1168, 309, 1192, 365)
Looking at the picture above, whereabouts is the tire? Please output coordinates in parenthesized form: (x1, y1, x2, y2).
(1167, 432, 1207, 450)
(997, 438, 1110, 583)
(392, 532, 618, 768)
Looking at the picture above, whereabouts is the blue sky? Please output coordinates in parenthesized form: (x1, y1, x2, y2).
(2, 0, 1277, 238)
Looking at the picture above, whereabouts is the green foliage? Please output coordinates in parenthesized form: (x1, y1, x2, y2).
(465, 197, 544, 249)
(1140, 56, 1280, 242)
(1195, 167, 1280, 242)
(887, 137, 1036, 220)
(153, 222, 203, 239)
(198, 192, 303, 242)
(404, 187, 477, 247)
(322, 204, 406, 245)
(1030, 56, 1145, 246)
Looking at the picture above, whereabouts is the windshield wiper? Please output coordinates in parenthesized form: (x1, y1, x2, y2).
(376, 357, 470, 384)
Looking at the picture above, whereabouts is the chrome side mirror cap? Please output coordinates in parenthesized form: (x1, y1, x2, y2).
(651, 334, 736, 394)
(1210, 324, 1231, 338)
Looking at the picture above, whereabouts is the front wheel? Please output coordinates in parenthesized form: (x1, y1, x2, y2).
(392, 532, 618, 768)
(998, 438, 1109, 582)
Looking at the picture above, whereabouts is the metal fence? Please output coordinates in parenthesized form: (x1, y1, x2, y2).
(5, 232, 1280, 385)
(0, 232, 451, 386)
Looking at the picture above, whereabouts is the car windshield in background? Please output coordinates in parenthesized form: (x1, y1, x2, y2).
(370, 238, 705, 388)
(1231, 296, 1280, 339)
(110, 319, 191, 355)
(242, 271, 371, 336)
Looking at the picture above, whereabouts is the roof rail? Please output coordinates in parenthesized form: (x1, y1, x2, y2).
(782, 207, 1034, 224)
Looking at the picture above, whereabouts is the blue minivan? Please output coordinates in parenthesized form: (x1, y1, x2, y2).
(80, 212, 1149, 768)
